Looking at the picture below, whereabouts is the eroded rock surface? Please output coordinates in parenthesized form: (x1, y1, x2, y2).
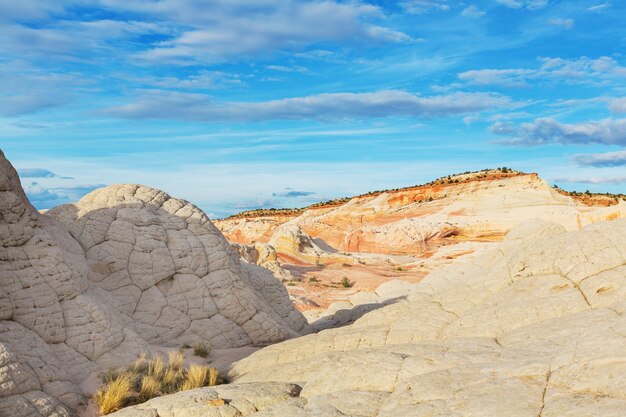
(223, 218, 626, 416)
(0, 151, 307, 417)
(48, 184, 308, 347)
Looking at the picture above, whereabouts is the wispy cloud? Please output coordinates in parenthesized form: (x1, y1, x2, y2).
(461, 6, 486, 18)
(400, 1, 449, 14)
(551, 176, 626, 184)
(128, 1, 409, 64)
(609, 98, 626, 113)
(103, 90, 511, 122)
(458, 56, 626, 88)
(18, 168, 73, 179)
(588, 3, 611, 12)
(491, 117, 626, 146)
(495, 0, 548, 10)
(459, 68, 535, 87)
(573, 150, 626, 167)
(272, 189, 316, 198)
(549, 18, 574, 30)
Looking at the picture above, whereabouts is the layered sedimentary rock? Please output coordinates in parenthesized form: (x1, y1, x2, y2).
(0, 151, 307, 417)
(216, 171, 626, 256)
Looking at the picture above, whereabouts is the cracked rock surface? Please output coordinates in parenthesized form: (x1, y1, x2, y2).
(222, 218, 626, 416)
(0, 151, 308, 417)
(108, 218, 626, 416)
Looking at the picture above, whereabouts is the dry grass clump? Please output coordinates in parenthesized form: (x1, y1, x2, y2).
(94, 374, 133, 415)
(94, 351, 221, 415)
(192, 342, 211, 358)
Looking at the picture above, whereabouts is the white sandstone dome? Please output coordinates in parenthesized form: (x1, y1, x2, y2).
(48, 184, 308, 348)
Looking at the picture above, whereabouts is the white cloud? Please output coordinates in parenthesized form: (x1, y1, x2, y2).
(458, 56, 626, 88)
(127, 1, 409, 64)
(0, 1, 408, 66)
(18, 168, 73, 179)
(459, 68, 535, 87)
(588, 3, 611, 12)
(23, 181, 67, 206)
(102, 90, 511, 122)
(400, 1, 449, 14)
(549, 18, 574, 30)
(573, 150, 626, 167)
(491, 117, 626, 146)
(550, 176, 626, 184)
(461, 6, 486, 18)
(609, 98, 626, 113)
(496, 0, 548, 10)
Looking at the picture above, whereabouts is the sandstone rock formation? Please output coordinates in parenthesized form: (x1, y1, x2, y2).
(100, 218, 626, 416)
(267, 224, 354, 266)
(216, 171, 626, 256)
(0, 151, 307, 417)
(47, 184, 308, 347)
(231, 242, 293, 280)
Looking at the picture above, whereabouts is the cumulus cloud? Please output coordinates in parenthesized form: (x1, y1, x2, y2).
(23, 182, 67, 206)
(491, 117, 626, 146)
(102, 90, 510, 122)
(549, 18, 574, 29)
(18, 168, 73, 179)
(573, 150, 626, 167)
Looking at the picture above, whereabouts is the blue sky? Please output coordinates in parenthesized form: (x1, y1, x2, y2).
(1, 0, 625, 217)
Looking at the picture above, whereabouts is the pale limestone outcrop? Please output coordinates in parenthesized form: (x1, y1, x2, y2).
(219, 218, 626, 416)
(0, 151, 308, 417)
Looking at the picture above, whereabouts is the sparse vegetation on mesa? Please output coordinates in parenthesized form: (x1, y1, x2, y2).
(222, 168, 523, 220)
(94, 352, 221, 415)
(552, 184, 626, 205)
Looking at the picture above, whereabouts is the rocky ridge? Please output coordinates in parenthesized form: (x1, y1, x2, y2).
(216, 170, 626, 255)
(0, 151, 308, 417)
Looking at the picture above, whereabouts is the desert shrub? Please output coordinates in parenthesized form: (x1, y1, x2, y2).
(192, 342, 211, 358)
(340, 277, 352, 288)
(94, 352, 221, 415)
(309, 276, 320, 283)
